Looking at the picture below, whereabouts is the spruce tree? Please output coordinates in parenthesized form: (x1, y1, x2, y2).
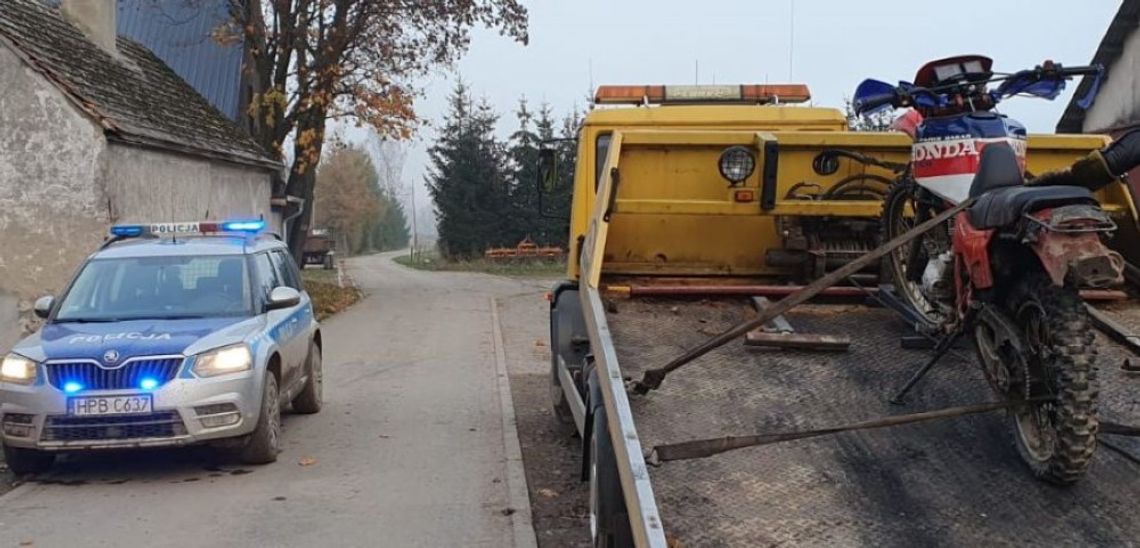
(426, 81, 511, 258)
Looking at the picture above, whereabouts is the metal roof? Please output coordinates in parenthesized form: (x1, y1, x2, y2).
(39, 0, 246, 123)
(1056, 0, 1140, 133)
(116, 0, 245, 122)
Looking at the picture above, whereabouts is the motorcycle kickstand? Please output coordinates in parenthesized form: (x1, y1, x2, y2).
(890, 329, 964, 405)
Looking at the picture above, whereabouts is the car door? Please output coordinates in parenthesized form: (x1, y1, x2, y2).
(252, 252, 300, 384)
(267, 249, 310, 387)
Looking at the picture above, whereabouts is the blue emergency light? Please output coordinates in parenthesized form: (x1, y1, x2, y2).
(139, 377, 159, 390)
(110, 225, 145, 237)
(220, 220, 266, 232)
(63, 381, 83, 393)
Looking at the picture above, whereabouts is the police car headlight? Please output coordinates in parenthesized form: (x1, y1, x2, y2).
(1, 354, 37, 385)
(193, 344, 253, 377)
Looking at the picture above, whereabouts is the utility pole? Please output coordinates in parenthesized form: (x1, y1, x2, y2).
(409, 185, 418, 261)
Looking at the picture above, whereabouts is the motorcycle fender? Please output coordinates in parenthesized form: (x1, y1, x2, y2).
(953, 212, 996, 289)
(1030, 229, 1125, 287)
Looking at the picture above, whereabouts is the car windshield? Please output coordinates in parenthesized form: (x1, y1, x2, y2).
(54, 255, 253, 322)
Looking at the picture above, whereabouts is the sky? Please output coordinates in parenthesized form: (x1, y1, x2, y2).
(359, 0, 1123, 238)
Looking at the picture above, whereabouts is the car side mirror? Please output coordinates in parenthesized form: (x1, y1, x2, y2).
(33, 295, 54, 319)
(266, 287, 301, 311)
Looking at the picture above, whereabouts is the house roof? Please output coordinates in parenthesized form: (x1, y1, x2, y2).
(0, 0, 278, 170)
(117, 0, 247, 122)
(1056, 0, 1140, 134)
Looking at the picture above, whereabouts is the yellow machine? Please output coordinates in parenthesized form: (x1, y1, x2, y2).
(543, 83, 1140, 547)
(557, 84, 1137, 285)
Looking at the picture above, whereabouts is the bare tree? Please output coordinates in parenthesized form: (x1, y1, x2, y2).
(223, 0, 529, 260)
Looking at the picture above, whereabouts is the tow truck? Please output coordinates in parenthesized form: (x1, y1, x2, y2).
(543, 84, 1140, 546)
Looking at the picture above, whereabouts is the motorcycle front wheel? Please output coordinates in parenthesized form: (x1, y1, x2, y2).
(879, 180, 947, 328)
(1007, 273, 1099, 484)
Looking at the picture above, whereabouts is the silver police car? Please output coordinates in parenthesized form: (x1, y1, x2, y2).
(0, 220, 322, 473)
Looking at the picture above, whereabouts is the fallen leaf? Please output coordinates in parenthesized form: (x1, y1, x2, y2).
(298, 457, 317, 467)
(534, 339, 547, 347)
(538, 488, 558, 498)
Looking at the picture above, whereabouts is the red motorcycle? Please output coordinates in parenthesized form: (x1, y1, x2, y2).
(855, 57, 1140, 483)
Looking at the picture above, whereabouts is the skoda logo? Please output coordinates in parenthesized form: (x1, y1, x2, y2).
(103, 349, 121, 365)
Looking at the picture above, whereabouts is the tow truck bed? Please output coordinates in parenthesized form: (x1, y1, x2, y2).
(608, 298, 1140, 546)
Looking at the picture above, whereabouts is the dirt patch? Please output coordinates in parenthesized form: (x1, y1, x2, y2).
(496, 291, 591, 548)
(303, 277, 361, 320)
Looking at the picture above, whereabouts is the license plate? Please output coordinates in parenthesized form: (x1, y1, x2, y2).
(69, 395, 153, 416)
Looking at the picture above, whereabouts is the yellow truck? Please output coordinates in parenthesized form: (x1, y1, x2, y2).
(543, 84, 1140, 546)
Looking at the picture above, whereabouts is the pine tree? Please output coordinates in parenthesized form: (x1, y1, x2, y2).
(506, 98, 540, 244)
(426, 81, 512, 258)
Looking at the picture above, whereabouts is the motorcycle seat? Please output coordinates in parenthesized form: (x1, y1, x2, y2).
(968, 185, 1096, 229)
(965, 142, 1096, 229)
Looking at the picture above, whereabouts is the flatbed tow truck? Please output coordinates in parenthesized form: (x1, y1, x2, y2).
(544, 84, 1140, 546)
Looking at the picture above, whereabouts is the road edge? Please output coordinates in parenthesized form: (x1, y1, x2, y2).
(490, 297, 540, 548)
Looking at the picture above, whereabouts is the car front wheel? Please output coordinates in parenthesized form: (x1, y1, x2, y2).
(239, 372, 281, 464)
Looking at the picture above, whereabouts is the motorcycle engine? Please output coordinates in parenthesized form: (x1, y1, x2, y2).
(921, 250, 956, 310)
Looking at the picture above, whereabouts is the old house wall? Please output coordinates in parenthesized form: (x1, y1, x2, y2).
(1083, 28, 1140, 133)
(0, 43, 275, 353)
(101, 144, 273, 225)
(0, 43, 107, 350)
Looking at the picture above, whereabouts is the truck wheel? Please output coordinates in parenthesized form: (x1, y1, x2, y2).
(291, 344, 323, 414)
(589, 404, 633, 547)
(2, 444, 54, 475)
(239, 372, 281, 464)
(323, 255, 334, 270)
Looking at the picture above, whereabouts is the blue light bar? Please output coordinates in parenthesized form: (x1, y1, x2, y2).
(139, 378, 159, 390)
(109, 225, 145, 237)
(220, 220, 266, 232)
(63, 381, 83, 393)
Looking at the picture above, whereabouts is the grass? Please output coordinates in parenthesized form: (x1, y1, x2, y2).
(394, 250, 566, 277)
(301, 267, 362, 320)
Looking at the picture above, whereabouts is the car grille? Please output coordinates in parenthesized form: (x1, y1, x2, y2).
(45, 357, 184, 391)
(41, 411, 187, 442)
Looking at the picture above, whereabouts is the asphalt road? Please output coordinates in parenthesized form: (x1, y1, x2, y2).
(0, 252, 547, 547)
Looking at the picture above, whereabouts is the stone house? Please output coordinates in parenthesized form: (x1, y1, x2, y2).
(0, 0, 282, 349)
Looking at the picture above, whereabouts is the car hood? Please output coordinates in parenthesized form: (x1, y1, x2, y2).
(22, 317, 260, 363)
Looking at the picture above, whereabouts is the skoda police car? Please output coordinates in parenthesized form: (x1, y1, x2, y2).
(0, 220, 322, 473)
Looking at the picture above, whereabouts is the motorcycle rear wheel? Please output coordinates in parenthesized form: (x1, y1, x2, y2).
(1007, 274, 1099, 485)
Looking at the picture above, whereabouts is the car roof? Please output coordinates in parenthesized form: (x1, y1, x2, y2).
(92, 234, 287, 259)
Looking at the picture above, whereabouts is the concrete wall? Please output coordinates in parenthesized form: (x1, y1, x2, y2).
(1083, 28, 1140, 133)
(0, 43, 107, 350)
(0, 42, 274, 352)
(101, 144, 272, 225)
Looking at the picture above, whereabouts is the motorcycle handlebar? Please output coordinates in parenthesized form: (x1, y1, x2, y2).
(1058, 65, 1101, 78)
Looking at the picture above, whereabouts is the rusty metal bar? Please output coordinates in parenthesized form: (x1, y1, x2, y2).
(630, 198, 974, 394)
(626, 285, 873, 298)
(647, 400, 1028, 464)
(623, 284, 1125, 301)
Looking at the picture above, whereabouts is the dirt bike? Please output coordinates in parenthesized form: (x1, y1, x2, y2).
(850, 55, 1140, 484)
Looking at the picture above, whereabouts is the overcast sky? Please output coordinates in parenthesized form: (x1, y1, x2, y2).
(367, 0, 1122, 237)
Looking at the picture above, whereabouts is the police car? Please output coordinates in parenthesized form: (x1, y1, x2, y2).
(0, 220, 322, 473)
